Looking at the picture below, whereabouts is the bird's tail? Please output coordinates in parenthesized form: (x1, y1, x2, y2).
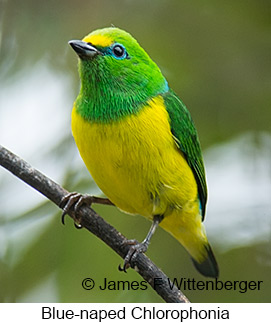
(190, 243, 219, 278)
(160, 209, 219, 278)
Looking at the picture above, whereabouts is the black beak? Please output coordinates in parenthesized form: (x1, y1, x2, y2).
(69, 40, 100, 59)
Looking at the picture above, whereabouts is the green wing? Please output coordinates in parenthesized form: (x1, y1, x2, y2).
(162, 89, 208, 220)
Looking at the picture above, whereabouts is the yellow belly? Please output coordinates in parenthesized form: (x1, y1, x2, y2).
(72, 95, 197, 216)
(71, 95, 208, 261)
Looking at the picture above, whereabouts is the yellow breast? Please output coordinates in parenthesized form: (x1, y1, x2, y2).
(71, 95, 198, 219)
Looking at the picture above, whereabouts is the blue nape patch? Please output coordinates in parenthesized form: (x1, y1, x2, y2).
(163, 79, 169, 93)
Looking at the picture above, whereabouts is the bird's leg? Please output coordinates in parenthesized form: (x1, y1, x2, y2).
(119, 214, 163, 272)
(59, 192, 114, 227)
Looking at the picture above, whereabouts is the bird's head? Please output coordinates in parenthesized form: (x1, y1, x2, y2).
(69, 27, 168, 120)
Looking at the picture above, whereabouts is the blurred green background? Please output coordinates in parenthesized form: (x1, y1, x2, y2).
(0, 0, 270, 302)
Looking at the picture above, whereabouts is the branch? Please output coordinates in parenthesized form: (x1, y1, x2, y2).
(0, 145, 189, 303)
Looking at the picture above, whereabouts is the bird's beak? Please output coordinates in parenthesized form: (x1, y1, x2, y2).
(69, 40, 101, 59)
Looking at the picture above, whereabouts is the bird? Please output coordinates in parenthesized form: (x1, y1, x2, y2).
(65, 27, 219, 278)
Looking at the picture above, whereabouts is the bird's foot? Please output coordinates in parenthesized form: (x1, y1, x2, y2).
(59, 192, 95, 228)
(118, 239, 149, 272)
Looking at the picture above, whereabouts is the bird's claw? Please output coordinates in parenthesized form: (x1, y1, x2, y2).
(59, 192, 94, 226)
(118, 239, 149, 272)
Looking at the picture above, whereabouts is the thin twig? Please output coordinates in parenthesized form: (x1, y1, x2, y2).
(0, 145, 189, 303)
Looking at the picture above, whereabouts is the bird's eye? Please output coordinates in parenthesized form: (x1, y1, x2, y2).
(112, 44, 127, 59)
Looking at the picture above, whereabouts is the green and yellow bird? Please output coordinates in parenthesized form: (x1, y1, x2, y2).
(67, 27, 219, 278)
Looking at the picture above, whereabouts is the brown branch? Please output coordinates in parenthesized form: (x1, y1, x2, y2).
(0, 145, 189, 303)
